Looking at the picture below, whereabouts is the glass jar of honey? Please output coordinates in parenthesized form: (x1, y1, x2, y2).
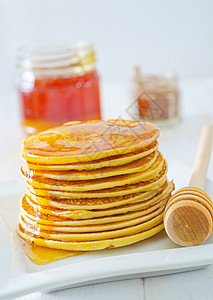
(17, 42, 101, 134)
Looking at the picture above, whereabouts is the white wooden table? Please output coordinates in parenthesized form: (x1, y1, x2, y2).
(1, 79, 213, 300)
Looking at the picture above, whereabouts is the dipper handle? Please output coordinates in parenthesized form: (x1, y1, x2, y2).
(189, 125, 213, 189)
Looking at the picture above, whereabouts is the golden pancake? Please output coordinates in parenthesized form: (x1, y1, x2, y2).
(26, 181, 174, 211)
(19, 212, 164, 242)
(22, 189, 171, 227)
(22, 154, 165, 192)
(22, 120, 160, 164)
(21, 186, 173, 226)
(18, 222, 164, 251)
(21, 200, 165, 229)
(26, 163, 168, 199)
(21, 151, 158, 180)
(20, 202, 166, 233)
(26, 187, 157, 210)
(23, 192, 170, 219)
(25, 141, 158, 171)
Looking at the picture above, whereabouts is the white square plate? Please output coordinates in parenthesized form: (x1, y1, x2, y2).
(1, 159, 213, 300)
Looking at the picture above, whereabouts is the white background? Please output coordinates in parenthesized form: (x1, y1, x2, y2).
(1, 0, 213, 95)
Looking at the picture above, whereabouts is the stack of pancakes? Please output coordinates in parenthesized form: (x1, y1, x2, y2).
(18, 120, 174, 251)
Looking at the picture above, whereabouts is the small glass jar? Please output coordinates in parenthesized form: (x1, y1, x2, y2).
(17, 42, 101, 135)
(133, 68, 180, 127)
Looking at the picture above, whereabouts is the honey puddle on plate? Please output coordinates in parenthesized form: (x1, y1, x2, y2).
(21, 239, 85, 264)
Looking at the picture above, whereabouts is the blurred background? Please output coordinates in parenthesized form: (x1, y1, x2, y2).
(1, 0, 213, 178)
(1, 0, 213, 91)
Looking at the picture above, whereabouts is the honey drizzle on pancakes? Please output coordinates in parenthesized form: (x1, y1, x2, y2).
(18, 120, 174, 264)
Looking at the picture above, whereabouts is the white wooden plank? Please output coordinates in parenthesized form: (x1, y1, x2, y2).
(144, 265, 213, 300)
(16, 279, 145, 300)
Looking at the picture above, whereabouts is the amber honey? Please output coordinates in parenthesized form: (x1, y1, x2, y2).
(17, 43, 101, 135)
(21, 239, 84, 264)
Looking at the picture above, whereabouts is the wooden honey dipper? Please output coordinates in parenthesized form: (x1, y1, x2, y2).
(164, 125, 213, 246)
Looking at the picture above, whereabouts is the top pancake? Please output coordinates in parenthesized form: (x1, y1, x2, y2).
(22, 120, 160, 164)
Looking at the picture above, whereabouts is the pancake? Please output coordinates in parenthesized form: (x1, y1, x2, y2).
(22, 184, 173, 226)
(22, 155, 165, 192)
(22, 120, 160, 164)
(18, 119, 174, 255)
(21, 150, 158, 180)
(23, 192, 170, 219)
(21, 201, 167, 233)
(26, 163, 168, 199)
(25, 141, 158, 171)
(18, 222, 164, 251)
(21, 184, 173, 226)
(26, 181, 174, 210)
(21, 197, 167, 227)
(19, 212, 164, 241)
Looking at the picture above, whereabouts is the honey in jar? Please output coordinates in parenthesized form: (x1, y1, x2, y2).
(17, 42, 101, 135)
